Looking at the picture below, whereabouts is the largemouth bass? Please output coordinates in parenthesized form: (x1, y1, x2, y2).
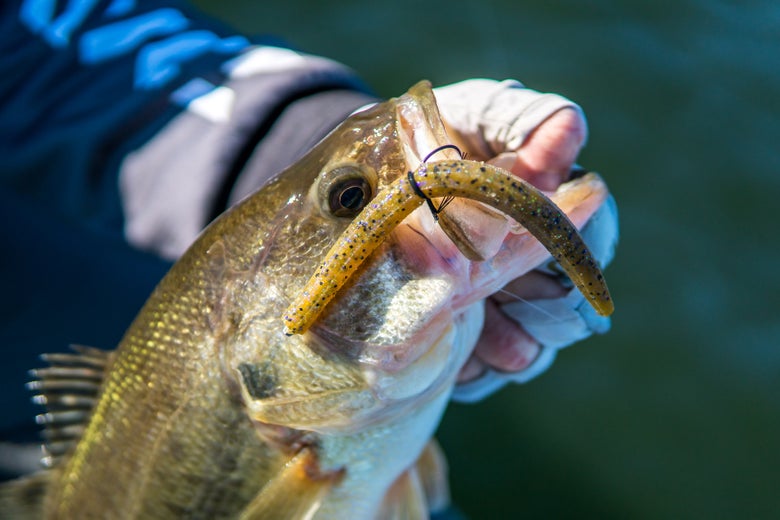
(1, 81, 612, 519)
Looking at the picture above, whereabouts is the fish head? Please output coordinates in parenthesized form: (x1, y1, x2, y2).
(223, 81, 608, 437)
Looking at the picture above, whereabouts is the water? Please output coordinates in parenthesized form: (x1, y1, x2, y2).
(188, 0, 780, 517)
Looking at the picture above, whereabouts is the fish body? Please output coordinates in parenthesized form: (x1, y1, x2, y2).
(2, 81, 610, 518)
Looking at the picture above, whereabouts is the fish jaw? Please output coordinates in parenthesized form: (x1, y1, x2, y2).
(269, 81, 610, 428)
(228, 82, 610, 516)
(456, 170, 610, 307)
(292, 171, 607, 431)
(306, 306, 484, 519)
(226, 83, 464, 429)
(285, 173, 608, 517)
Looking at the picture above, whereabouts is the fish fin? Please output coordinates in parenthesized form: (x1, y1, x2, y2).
(0, 471, 51, 519)
(377, 439, 450, 520)
(239, 447, 343, 520)
(415, 438, 451, 514)
(377, 466, 429, 520)
(26, 344, 112, 468)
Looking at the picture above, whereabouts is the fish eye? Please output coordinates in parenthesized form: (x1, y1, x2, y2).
(318, 163, 377, 218)
(330, 179, 370, 215)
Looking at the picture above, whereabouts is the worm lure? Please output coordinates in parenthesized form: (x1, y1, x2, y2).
(283, 159, 612, 335)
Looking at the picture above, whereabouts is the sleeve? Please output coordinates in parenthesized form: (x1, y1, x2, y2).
(0, 0, 374, 258)
(0, 0, 374, 446)
(120, 66, 376, 258)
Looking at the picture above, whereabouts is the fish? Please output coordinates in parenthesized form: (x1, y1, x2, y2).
(0, 80, 612, 519)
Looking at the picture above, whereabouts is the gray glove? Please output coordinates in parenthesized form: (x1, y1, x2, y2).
(452, 195, 618, 402)
(431, 79, 617, 402)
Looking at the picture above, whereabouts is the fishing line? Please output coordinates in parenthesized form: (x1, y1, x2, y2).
(496, 289, 566, 323)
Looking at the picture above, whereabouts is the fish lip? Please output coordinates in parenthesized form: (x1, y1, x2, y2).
(246, 345, 452, 435)
(396, 90, 513, 263)
(402, 170, 612, 310)
(395, 83, 460, 172)
(402, 219, 464, 276)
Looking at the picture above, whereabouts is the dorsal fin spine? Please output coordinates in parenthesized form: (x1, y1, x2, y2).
(27, 344, 111, 469)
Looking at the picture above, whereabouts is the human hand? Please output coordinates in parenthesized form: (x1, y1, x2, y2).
(432, 80, 618, 402)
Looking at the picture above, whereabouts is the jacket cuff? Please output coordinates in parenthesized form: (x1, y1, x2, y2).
(119, 45, 371, 259)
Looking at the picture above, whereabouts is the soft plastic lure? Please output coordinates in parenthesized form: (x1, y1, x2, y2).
(283, 159, 613, 335)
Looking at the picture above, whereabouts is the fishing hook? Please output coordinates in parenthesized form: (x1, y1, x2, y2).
(422, 143, 463, 163)
(409, 144, 464, 221)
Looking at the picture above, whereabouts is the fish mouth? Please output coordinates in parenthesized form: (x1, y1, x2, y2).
(398, 168, 609, 308)
(284, 83, 612, 336)
(395, 82, 459, 173)
(392, 82, 610, 314)
(281, 82, 611, 412)
(284, 160, 613, 334)
(289, 168, 609, 423)
(395, 82, 520, 264)
(394, 84, 584, 268)
(250, 89, 616, 449)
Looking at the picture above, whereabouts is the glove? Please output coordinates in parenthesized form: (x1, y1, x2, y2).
(453, 195, 618, 402)
(430, 79, 618, 402)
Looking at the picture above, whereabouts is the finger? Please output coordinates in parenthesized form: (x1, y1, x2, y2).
(456, 355, 486, 384)
(510, 107, 588, 191)
(455, 273, 567, 384)
(472, 298, 540, 373)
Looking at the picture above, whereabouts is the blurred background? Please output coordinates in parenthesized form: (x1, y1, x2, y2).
(2, 0, 777, 517)
(185, 0, 778, 517)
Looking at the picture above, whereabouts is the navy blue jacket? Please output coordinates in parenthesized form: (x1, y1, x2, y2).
(0, 0, 375, 445)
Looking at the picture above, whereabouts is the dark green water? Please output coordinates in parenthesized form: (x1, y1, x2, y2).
(199, 1, 779, 517)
